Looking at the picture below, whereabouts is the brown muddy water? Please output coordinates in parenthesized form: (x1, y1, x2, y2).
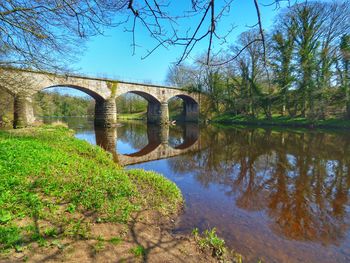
(43, 117, 350, 262)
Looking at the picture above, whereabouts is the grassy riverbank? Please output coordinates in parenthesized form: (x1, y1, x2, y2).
(117, 112, 147, 120)
(212, 113, 350, 129)
(0, 125, 226, 262)
(117, 111, 184, 121)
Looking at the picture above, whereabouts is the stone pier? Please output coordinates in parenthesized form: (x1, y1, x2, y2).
(160, 102, 169, 124)
(147, 102, 161, 123)
(159, 124, 169, 144)
(13, 95, 35, 128)
(95, 127, 118, 162)
(94, 98, 117, 127)
(147, 102, 170, 124)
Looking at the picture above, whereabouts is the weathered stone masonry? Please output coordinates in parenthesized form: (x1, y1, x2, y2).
(0, 68, 200, 128)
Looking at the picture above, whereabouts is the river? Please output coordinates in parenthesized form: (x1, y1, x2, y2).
(43, 117, 350, 263)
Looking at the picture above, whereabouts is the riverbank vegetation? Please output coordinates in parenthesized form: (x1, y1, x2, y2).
(34, 91, 94, 117)
(212, 114, 350, 129)
(167, 1, 350, 126)
(0, 125, 205, 261)
(0, 89, 95, 127)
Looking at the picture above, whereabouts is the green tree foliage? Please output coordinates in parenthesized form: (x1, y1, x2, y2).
(166, 1, 350, 121)
(270, 22, 296, 116)
(339, 35, 350, 117)
(116, 94, 147, 114)
(34, 91, 94, 117)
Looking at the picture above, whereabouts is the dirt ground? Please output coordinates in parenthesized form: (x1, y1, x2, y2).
(1, 210, 218, 263)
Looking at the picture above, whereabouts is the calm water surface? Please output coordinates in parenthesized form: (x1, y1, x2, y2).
(44, 117, 350, 263)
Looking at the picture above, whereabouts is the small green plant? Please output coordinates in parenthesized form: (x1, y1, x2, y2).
(109, 236, 122, 245)
(0, 210, 12, 224)
(51, 240, 64, 249)
(37, 236, 48, 247)
(44, 227, 58, 238)
(193, 227, 226, 260)
(93, 240, 105, 253)
(130, 245, 146, 258)
(66, 203, 76, 213)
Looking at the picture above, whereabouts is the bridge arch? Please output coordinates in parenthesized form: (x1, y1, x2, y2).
(39, 85, 116, 128)
(116, 90, 166, 124)
(168, 94, 199, 122)
(42, 85, 105, 101)
(117, 90, 160, 103)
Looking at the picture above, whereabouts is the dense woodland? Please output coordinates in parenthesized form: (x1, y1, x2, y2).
(167, 1, 350, 120)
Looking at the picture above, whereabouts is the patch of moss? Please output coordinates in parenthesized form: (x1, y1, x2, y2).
(107, 81, 119, 96)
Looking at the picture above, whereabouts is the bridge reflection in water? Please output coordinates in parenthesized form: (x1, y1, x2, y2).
(95, 123, 201, 166)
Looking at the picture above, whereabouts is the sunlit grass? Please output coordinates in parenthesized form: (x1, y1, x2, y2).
(117, 112, 146, 120)
(0, 126, 182, 253)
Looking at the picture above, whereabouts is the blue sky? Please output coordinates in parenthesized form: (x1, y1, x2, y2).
(73, 0, 285, 85)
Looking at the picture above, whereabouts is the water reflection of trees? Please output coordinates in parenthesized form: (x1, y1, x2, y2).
(169, 125, 185, 147)
(117, 122, 149, 150)
(168, 127, 350, 245)
(116, 122, 199, 151)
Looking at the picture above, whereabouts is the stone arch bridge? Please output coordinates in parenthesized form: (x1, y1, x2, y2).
(0, 68, 200, 128)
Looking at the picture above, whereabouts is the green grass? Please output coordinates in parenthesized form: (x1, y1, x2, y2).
(130, 245, 146, 258)
(117, 112, 147, 120)
(128, 169, 183, 215)
(212, 113, 350, 129)
(0, 125, 183, 253)
(108, 236, 122, 245)
(192, 227, 245, 262)
(117, 111, 185, 121)
(193, 228, 226, 260)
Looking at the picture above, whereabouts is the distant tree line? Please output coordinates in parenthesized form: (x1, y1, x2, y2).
(116, 93, 185, 119)
(116, 94, 147, 114)
(167, 1, 350, 120)
(34, 92, 94, 117)
(0, 89, 95, 126)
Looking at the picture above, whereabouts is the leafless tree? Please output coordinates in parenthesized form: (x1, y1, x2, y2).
(0, 0, 297, 71)
(0, 0, 129, 71)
